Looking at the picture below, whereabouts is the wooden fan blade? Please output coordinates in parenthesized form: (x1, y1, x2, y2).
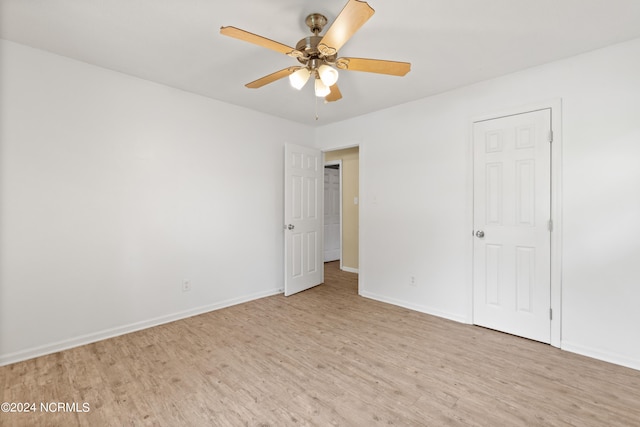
(245, 67, 301, 89)
(335, 57, 411, 76)
(318, 0, 375, 56)
(325, 84, 343, 102)
(220, 26, 301, 57)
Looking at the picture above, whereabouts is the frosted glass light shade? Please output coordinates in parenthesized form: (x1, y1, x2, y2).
(314, 78, 331, 97)
(289, 68, 311, 90)
(318, 64, 339, 86)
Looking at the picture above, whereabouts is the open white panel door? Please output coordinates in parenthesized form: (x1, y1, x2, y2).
(284, 143, 324, 296)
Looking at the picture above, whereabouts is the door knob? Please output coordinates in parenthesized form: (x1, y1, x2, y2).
(475, 230, 485, 238)
(287, 224, 295, 230)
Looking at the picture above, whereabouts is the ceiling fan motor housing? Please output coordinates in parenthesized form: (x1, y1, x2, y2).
(294, 13, 340, 68)
(295, 35, 337, 67)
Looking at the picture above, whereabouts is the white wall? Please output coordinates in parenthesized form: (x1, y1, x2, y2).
(316, 37, 640, 370)
(0, 40, 314, 365)
(3, 36, 639, 371)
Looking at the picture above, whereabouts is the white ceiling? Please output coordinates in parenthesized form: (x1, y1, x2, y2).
(2, 0, 640, 126)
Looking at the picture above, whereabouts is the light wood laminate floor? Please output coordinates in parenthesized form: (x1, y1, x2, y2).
(2, 262, 640, 426)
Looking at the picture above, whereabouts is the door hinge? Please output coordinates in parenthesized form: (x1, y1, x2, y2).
(550, 308, 553, 320)
(548, 219, 553, 232)
(548, 130, 554, 143)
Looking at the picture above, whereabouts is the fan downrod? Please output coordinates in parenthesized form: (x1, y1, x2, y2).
(305, 13, 327, 35)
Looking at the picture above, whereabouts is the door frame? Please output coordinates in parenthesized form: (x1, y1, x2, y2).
(322, 142, 361, 293)
(324, 160, 343, 269)
(469, 99, 563, 348)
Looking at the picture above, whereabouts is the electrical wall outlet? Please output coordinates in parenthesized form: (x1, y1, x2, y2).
(410, 276, 416, 286)
(182, 280, 191, 292)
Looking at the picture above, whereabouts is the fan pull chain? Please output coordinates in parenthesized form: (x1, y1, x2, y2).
(315, 95, 319, 121)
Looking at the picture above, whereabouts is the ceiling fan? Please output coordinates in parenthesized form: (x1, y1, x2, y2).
(220, 0, 411, 103)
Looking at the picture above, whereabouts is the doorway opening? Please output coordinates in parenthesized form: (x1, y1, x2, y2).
(283, 143, 360, 297)
(323, 146, 359, 276)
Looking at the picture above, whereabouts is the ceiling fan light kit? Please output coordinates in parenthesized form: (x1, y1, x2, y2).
(220, 0, 411, 106)
(318, 64, 339, 86)
(289, 67, 311, 90)
(314, 77, 331, 98)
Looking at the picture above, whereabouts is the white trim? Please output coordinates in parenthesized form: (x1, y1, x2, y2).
(549, 100, 563, 349)
(341, 266, 359, 274)
(562, 341, 640, 371)
(469, 98, 563, 348)
(322, 141, 360, 151)
(465, 112, 475, 325)
(358, 141, 364, 295)
(360, 291, 467, 324)
(0, 288, 281, 367)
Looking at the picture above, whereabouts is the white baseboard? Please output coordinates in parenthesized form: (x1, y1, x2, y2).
(360, 292, 639, 371)
(341, 266, 359, 274)
(561, 340, 640, 371)
(359, 290, 467, 324)
(0, 288, 282, 367)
